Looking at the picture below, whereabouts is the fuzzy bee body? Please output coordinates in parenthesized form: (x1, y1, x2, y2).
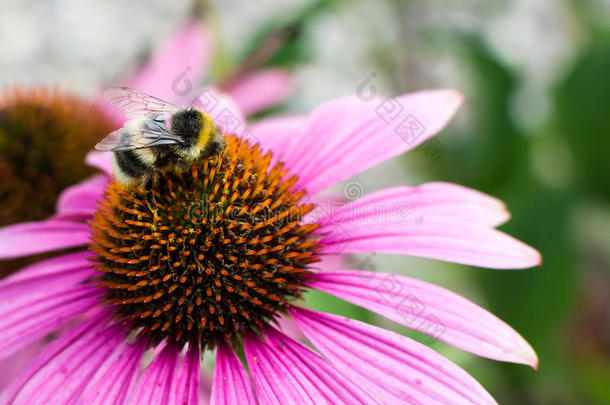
(96, 88, 226, 191)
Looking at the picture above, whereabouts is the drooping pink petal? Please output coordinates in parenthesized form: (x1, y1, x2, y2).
(307, 270, 538, 368)
(0, 251, 97, 358)
(0, 283, 101, 358)
(244, 326, 380, 405)
(276, 314, 305, 341)
(128, 344, 197, 405)
(248, 114, 306, 160)
(79, 339, 147, 405)
(211, 341, 256, 405)
(0, 221, 90, 259)
(0, 340, 43, 393)
(309, 182, 510, 229)
(0, 311, 125, 404)
(199, 369, 213, 405)
(127, 344, 177, 405)
(270, 89, 463, 194)
(54, 174, 108, 220)
(0, 251, 92, 288)
(226, 68, 292, 115)
(319, 217, 541, 269)
(315, 253, 348, 271)
(169, 346, 200, 405)
(85, 151, 113, 178)
(290, 307, 496, 405)
(99, 20, 212, 124)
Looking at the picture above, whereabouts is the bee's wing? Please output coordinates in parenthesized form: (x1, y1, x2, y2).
(95, 117, 185, 152)
(104, 87, 181, 119)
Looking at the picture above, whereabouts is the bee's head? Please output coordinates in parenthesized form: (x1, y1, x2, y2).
(170, 108, 204, 146)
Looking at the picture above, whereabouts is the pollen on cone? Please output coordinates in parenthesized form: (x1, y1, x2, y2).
(91, 135, 321, 349)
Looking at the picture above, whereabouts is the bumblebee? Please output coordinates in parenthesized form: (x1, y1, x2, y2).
(96, 87, 226, 191)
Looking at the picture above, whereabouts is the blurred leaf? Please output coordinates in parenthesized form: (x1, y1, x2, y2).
(234, 0, 344, 71)
(554, 35, 610, 202)
(431, 35, 528, 193)
(302, 288, 371, 323)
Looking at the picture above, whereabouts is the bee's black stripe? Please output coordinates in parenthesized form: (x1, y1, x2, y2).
(115, 150, 149, 180)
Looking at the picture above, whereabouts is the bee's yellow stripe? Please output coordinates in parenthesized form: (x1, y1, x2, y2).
(197, 113, 213, 150)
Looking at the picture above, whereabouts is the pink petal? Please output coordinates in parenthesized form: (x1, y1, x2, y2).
(248, 114, 306, 163)
(319, 218, 541, 269)
(0, 340, 43, 393)
(211, 341, 256, 405)
(226, 69, 293, 115)
(244, 327, 379, 405)
(79, 339, 147, 405)
(128, 344, 198, 405)
(0, 251, 92, 288)
(310, 182, 510, 229)
(0, 220, 90, 259)
(276, 314, 305, 341)
(169, 346, 200, 405)
(290, 307, 496, 404)
(54, 174, 107, 220)
(307, 270, 538, 368)
(99, 20, 212, 124)
(0, 284, 101, 358)
(272, 89, 463, 194)
(85, 151, 114, 178)
(128, 344, 178, 405)
(199, 369, 213, 405)
(0, 311, 126, 404)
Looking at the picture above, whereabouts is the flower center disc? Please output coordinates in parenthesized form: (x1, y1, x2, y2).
(91, 135, 321, 349)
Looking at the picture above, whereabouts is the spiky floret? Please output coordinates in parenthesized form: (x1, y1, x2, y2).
(91, 135, 321, 349)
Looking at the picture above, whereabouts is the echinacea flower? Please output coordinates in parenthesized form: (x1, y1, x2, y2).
(0, 18, 292, 279)
(0, 88, 540, 404)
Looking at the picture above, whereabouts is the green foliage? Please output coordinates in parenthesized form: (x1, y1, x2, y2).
(555, 35, 610, 201)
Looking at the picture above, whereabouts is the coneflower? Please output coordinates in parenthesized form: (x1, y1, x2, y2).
(0, 89, 540, 404)
(0, 18, 293, 281)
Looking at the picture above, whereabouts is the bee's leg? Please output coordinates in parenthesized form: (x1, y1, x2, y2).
(143, 175, 158, 219)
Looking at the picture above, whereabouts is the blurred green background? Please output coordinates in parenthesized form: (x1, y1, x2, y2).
(1, 0, 609, 403)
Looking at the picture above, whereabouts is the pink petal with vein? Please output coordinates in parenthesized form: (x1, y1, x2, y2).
(0, 311, 124, 404)
(271, 89, 463, 194)
(226, 69, 292, 115)
(79, 339, 147, 405)
(291, 307, 496, 405)
(169, 346, 200, 405)
(128, 344, 178, 405)
(319, 219, 541, 269)
(54, 174, 107, 220)
(128, 344, 198, 405)
(0, 284, 100, 358)
(310, 182, 510, 229)
(0, 340, 43, 392)
(307, 270, 538, 368)
(244, 327, 379, 405)
(0, 251, 92, 287)
(248, 114, 306, 159)
(0, 221, 90, 259)
(211, 341, 256, 405)
(199, 369, 213, 405)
